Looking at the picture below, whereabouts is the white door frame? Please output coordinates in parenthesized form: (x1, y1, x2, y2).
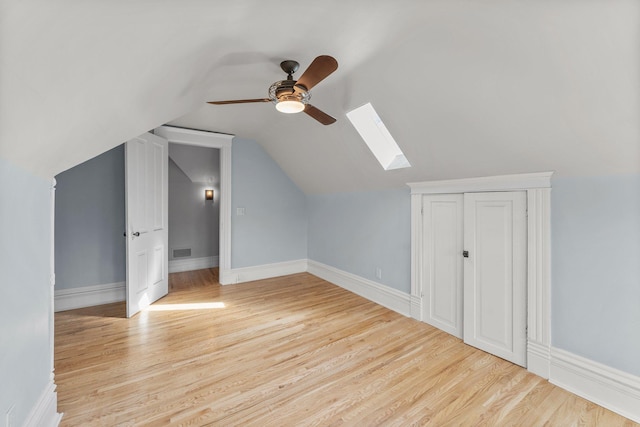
(408, 172, 553, 379)
(154, 125, 234, 285)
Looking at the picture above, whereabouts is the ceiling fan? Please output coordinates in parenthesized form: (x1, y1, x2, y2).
(207, 55, 338, 125)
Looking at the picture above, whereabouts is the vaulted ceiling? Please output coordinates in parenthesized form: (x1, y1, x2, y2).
(2, 1, 638, 193)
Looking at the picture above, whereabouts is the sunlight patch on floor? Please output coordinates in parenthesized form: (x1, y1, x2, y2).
(145, 302, 226, 311)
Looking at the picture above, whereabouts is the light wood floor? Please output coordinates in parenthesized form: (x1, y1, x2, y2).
(55, 269, 637, 426)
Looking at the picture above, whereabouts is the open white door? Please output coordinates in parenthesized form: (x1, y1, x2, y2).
(125, 132, 169, 318)
(463, 191, 527, 366)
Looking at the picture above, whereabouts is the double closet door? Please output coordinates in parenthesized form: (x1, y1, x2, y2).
(421, 191, 527, 366)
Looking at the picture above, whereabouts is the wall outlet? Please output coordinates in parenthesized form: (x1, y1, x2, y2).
(375, 267, 382, 280)
(236, 207, 245, 216)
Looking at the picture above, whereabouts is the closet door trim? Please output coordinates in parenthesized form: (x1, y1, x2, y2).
(408, 172, 552, 379)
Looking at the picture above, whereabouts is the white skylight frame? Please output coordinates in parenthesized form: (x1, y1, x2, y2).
(346, 102, 411, 171)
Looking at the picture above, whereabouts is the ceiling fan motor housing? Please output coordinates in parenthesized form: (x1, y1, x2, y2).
(280, 60, 300, 76)
(268, 80, 310, 105)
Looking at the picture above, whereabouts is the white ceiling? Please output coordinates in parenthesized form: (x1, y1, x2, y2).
(169, 143, 219, 185)
(2, 1, 638, 193)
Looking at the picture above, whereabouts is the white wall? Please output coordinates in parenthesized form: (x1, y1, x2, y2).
(0, 158, 56, 425)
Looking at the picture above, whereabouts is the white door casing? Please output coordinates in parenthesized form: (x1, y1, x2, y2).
(463, 191, 527, 367)
(421, 194, 464, 338)
(153, 125, 233, 285)
(125, 132, 169, 318)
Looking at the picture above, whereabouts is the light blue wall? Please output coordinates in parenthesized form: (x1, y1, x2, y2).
(552, 175, 640, 376)
(0, 158, 53, 425)
(168, 147, 220, 260)
(308, 188, 411, 293)
(231, 138, 307, 268)
(54, 145, 126, 289)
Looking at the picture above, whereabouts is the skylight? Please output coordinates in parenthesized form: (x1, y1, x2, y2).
(346, 103, 411, 171)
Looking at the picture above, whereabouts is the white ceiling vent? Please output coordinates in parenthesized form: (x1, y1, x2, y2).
(346, 103, 410, 171)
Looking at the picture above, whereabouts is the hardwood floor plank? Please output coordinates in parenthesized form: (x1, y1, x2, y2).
(54, 269, 638, 426)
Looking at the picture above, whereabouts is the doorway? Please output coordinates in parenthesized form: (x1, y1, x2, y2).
(53, 126, 233, 317)
(125, 127, 233, 317)
(167, 144, 221, 275)
(154, 126, 233, 285)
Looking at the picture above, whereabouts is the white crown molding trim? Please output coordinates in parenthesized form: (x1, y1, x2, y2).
(223, 259, 308, 285)
(169, 256, 219, 273)
(308, 260, 411, 318)
(407, 172, 553, 195)
(550, 347, 640, 423)
(155, 125, 233, 285)
(154, 125, 233, 147)
(23, 380, 62, 427)
(54, 282, 125, 312)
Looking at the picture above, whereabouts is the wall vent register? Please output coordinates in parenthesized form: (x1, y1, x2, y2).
(173, 248, 191, 258)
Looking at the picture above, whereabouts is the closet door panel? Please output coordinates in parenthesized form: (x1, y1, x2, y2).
(463, 191, 527, 366)
(421, 194, 464, 338)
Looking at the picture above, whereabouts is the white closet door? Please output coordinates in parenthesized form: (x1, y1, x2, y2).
(463, 191, 527, 366)
(422, 194, 464, 338)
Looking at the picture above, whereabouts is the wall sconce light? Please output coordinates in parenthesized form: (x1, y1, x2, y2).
(205, 189, 214, 201)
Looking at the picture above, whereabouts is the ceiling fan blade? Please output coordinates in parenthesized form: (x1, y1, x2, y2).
(294, 55, 338, 92)
(207, 98, 270, 105)
(304, 104, 336, 125)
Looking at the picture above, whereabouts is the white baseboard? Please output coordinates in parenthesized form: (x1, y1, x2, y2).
(169, 256, 219, 273)
(223, 259, 308, 285)
(54, 282, 125, 312)
(24, 380, 63, 427)
(410, 295, 422, 320)
(527, 340, 550, 379)
(549, 347, 640, 423)
(307, 260, 411, 318)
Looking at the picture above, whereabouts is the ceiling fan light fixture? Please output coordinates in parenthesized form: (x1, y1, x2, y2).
(275, 97, 305, 114)
(208, 55, 337, 124)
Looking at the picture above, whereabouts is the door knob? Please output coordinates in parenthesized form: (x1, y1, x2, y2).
(463, 250, 469, 258)
(132, 232, 140, 237)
